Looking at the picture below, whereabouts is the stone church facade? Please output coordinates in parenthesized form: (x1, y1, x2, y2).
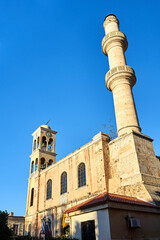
(25, 15, 160, 239)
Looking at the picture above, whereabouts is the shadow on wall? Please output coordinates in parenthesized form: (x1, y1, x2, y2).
(96, 210, 111, 240)
(73, 221, 80, 240)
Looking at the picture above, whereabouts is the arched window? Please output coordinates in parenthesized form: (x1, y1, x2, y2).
(48, 138, 53, 151)
(61, 172, 67, 194)
(46, 179, 52, 200)
(30, 188, 34, 206)
(31, 161, 34, 173)
(40, 158, 46, 170)
(48, 159, 53, 166)
(78, 163, 86, 188)
(42, 136, 47, 150)
(35, 158, 38, 171)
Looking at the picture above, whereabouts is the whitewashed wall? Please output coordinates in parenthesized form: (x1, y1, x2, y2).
(71, 209, 111, 240)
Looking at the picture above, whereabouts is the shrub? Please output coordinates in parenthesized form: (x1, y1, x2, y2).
(45, 236, 78, 240)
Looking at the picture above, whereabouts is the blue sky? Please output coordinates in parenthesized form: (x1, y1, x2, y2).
(0, 0, 160, 216)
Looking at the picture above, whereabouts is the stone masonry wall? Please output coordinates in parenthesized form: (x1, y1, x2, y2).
(108, 131, 160, 203)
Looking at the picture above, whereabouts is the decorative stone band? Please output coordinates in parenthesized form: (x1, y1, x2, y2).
(102, 31, 128, 56)
(105, 65, 136, 91)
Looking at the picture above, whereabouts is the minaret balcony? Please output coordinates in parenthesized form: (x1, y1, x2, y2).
(102, 31, 128, 56)
(105, 65, 136, 91)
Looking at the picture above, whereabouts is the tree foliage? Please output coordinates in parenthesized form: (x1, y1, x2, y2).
(0, 210, 12, 240)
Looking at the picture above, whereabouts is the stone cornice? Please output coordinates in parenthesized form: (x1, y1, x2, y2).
(40, 127, 57, 134)
(109, 130, 153, 146)
(92, 131, 110, 143)
(132, 131, 153, 142)
(32, 126, 57, 136)
(39, 149, 57, 156)
(30, 149, 57, 158)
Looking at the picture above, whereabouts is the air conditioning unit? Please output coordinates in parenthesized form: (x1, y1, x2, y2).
(129, 218, 141, 228)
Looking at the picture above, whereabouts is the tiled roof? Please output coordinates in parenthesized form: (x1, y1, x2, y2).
(65, 192, 159, 214)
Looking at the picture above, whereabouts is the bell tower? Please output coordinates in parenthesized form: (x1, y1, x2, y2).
(30, 124, 57, 173)
(25, 125, 57, 236)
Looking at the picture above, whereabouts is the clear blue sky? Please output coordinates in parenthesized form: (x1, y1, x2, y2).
(0, 0, 160, 216)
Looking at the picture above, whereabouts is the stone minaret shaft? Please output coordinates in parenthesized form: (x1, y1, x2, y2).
(102, 15, 141, 136)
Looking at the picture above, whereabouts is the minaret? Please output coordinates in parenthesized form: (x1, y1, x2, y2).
(101, 15, 160, 205)
(102, 14, 141, 136)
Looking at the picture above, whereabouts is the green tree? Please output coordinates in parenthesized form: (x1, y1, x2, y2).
(0, 210, 12, 240)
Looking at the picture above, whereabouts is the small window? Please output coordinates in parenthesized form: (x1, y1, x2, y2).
(78, 163, 86, 188)
(42, 136, 47, 150)
(61, 172, 67, 194)
(33, 140, 36, 150)
(48, 138, 53, 152)
(35, 158, 38, 171)
(37, 137, 39, 148)
(48, 159, 53, 166)
(30, 188, 34, 206)
(31, 161, 34, 173)
(40, 158, 46, 170)
(46, 179, 52, 200)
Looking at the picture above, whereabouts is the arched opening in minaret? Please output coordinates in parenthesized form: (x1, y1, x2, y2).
(31, 161, 34, 173)
(40, 158, 46, 170)
(48, 138, 53, 152)
(48, 159, 53, 166)
(42, 136, 47, 150)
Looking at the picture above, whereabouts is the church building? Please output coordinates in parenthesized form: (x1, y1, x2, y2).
(25, 15, 160, 240)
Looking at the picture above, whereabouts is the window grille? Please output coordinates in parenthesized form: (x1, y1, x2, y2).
(46, 179, 52, 200)
(61, 172, 67, 194)
(78, 163, 86, 188)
